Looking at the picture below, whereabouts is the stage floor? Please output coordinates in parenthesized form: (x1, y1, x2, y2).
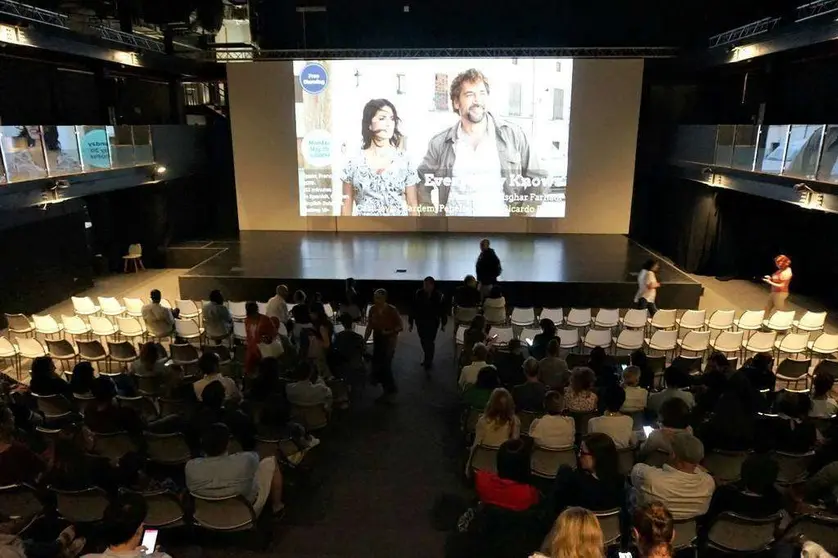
(177, 232, 703, 309)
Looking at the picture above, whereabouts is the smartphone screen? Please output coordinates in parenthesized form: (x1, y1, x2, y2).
(643, 426, 654, 437)
(141, 529, 158, 554)
(621, 364, 628, 371)
(619, 552, 633, 558)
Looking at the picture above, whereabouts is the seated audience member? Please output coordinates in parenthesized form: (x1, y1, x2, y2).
(631, 349, 655, 391)
(69, 361, 95, 396)
(246, 357, 285, 402)
(285, 361, 333, 410)
(130, 342, 166, 378)
(459, 316, 489, 368)
(459, 343, 491, 389)
(45, 433, 113, 491)
(494, 338, 526, 389)
(117, 452, 178, 494)
(193, 353, 241, 403)
(697, 372, 758, 452)
(553, 433, 625, 512)
(647, 366, 695, 415)
(141, 289, 178, 337)
(739, 353, 776, 394)
(706, 453, 783, 523)
(758, 391, 817, 453)
(202, 290, 233, 340)
(186, 423, 285, 515)
(453, 275, 481, 310)
(512, 358, 548, 413)
(810, 370, 838, 418)
(631, 502, 675, 558)
(482, 285, 506, 323)
(538, 340, 570, 390)
(639, 398, 692, 462)
(0, 404, 45, 486)
(82, 493, 171, 558)
(804, 460, 838, 508)
(621, 365, 649, 413)
(530, 319, 559, 361)
(588, 386, 635, 448)
(535, 507, 606, 558)
(471, 388, 520, 452)
(265, 284, 290, 327)
(191, 380, 256, 451)
(474, 438, 539, 512)
(588, 346, 620, 391)
(631, 432, 715, 520)
(564, 367, 598, 413)
(463, 367, 501, 411)
(694, 352, 730, 416)
(84, 377, 144, 437)
(29, 356, 73, 398)
(529, 391, 574, 448)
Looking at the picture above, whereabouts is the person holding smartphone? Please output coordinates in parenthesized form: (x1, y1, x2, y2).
(82, 494, 171, 558)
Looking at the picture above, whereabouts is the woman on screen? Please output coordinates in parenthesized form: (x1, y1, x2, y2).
(340, 99, 420, 217)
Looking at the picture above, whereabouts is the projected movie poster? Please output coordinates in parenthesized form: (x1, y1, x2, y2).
(294, 58, 572, 217)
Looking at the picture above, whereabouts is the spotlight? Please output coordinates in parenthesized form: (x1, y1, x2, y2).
(155, 165, 167, 175)
(793, 183, 823, 208)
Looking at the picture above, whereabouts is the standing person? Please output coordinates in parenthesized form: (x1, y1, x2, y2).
(244, 302, 277, 376)
(763, 254, 792, 315)
(340, 99, 420, 216)
(408, 276, 447, 370)
(265, 285, 290, 328)
(363, 289, 403, 403)
(475, 238, 502, 298)
(634, 259, 661, 316)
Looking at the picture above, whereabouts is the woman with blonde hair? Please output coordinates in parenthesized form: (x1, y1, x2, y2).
(533, 506, 604, 558)
(467, 388, 520, 474)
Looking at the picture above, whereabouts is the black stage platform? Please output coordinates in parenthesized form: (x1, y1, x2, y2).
(177, 232, 703, 310)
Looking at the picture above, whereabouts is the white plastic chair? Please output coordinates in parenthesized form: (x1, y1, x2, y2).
(705, 309, 735, 332)
(159, 298, 173, 309)
(89, 316, 119, 338)
(353, 323, 372, 344)
(17, 337, 46, 359)
(117, 317, 147, 342)
(175, 300, 201, 320)
(793, 311, 827, 334)
(175, 319, 204, 343)
(566, 308, 592, 329)
(734, 310, 765, 331)
(553, 328, 577, 350)
(763, 310, 795, 333)
(583, 328, 612, 350)
(620, 309, 648, 330)
(510, 307, 536, 327)
(256, 302, 268, 315)
(228, 302, 247, 321)
(61, 315, 91, 339)
(98, 297, 125, 317)
(744, 332, 777, 355)
(455, 325, 467, 346)
(647, 309, 677, 331)
(483, 305, 507, 326)
(709, 330, 744, 354)
(32, 314, 64, 338)
(539, 308, 564, 325)
(71, 296, 99, 317)
(676, 310, 706, 333)
(593, 309, 620, 329)
(614, 329, 644, 351)
(808, 333, 838, 358)
(123, 298, 145, 318)
(645, 330, 678, 353)
(0, 337, 19, 372)
(233, 321, 246, 341)
(775, 333, 809, 357)
(678, 330, 711, 355)
(520, 327, 540, 344)
(491, 326, 514, 346)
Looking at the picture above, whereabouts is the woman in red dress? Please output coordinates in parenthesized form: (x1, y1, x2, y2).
(244, 301, 277, 375)
(763, 254, 792, 315)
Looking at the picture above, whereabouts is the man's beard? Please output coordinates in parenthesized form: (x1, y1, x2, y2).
(464, 106, 485, 123)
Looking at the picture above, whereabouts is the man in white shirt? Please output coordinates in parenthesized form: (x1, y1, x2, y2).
(529, 390, 574, 448)
(588, 386, 635, 449)
(81, 494, 172, 558)
(193, 353, 241, 403)
(633, 259, 661, 316)
(202, 290, 233, 340)
(285, 361, 333, 410)
(265, 284, 290, 326)
(631, 431, 715, 520)
(141, 289, 178, 337)
(458, 343, 490, 389)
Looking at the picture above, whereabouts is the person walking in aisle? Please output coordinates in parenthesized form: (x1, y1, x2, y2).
(408, 276, 447, 371)
(364, 288, 403, 403)
(634, 259, 661, 316)
(763, 254, 792, 315)
(476, 238, 502, 298)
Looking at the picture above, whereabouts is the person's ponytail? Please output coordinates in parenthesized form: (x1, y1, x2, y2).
(633, 502, 674, 558)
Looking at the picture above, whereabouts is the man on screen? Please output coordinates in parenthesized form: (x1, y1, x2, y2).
(417, 68, 549, 217)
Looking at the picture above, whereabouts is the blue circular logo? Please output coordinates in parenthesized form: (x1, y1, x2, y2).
(299, 63, 328, 95)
